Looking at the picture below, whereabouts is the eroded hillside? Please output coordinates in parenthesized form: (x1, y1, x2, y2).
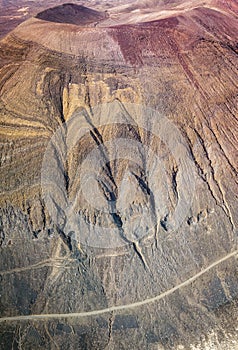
(0, 1, 238, 349)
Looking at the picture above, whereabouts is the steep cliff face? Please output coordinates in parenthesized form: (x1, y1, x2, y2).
(0, 1, 238, 349)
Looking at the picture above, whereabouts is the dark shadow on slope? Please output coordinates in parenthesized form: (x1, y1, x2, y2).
(36, 3, 108, 26)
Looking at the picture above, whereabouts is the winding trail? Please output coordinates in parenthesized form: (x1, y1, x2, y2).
(1, 250, 237, 323)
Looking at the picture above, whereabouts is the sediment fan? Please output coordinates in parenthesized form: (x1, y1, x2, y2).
(0, 1, 237, 349)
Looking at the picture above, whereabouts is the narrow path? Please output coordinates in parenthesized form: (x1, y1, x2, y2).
(0, 250, 237, 323)
(0, 258, 73, 276)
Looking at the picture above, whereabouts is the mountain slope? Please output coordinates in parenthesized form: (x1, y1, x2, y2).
(0, 1, 238, 349)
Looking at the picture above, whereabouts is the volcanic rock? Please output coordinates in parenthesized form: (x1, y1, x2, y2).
(0, 1, 237, 349)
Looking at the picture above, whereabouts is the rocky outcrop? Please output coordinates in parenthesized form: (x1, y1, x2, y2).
(0, 1, 237, 349)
